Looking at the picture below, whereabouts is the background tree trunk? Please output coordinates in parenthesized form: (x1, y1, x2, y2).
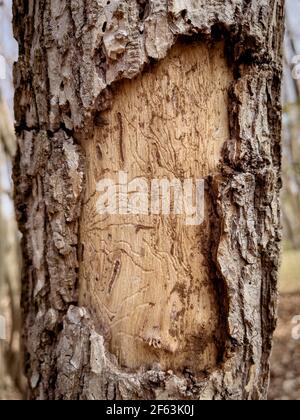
(13, 0, 284, 400)
(0, 0, 23, 399)
(0, 91, 23, 398)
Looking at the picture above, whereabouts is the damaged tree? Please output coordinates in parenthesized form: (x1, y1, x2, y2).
(13, 0, 284, 400)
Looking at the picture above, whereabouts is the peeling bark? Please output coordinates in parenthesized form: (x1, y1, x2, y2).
(13, 0, 284, 400)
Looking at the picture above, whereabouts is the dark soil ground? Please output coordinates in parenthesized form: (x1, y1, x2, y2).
(269, 293, 300, 400)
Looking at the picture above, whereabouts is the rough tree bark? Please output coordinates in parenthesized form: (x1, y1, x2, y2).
(13, 0, 284, 400)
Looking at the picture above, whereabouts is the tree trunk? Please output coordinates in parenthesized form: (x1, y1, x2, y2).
(13, 0, 284, 400)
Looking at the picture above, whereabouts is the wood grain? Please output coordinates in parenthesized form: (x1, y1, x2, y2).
(79, 41, 232, 371)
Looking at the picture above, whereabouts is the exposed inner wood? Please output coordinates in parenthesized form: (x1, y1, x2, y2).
(79, 41, 233, 372)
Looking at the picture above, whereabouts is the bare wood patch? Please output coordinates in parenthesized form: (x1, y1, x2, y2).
(79, 41, 233, 372)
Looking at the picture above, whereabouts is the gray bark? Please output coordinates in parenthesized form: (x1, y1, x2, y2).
(13, 0, 284, 400)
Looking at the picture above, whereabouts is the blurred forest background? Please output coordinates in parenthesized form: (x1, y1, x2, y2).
(0, 0, 300, 400)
